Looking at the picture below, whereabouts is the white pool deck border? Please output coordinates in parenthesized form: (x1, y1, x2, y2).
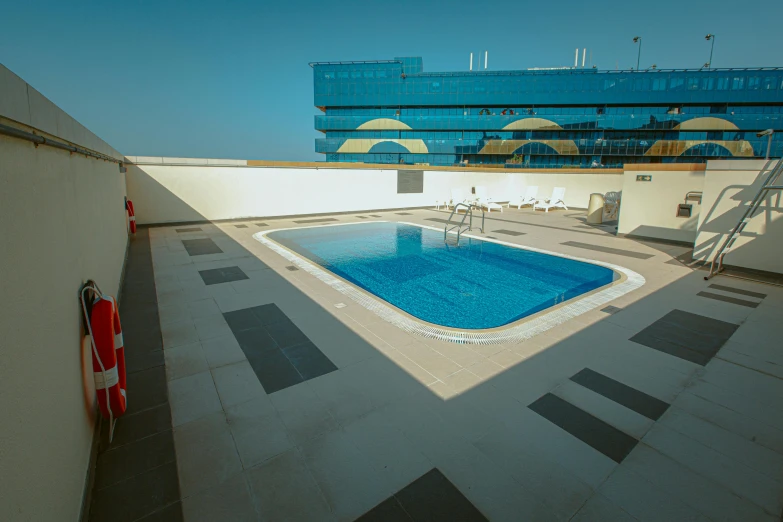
(254, 221, 646, 345)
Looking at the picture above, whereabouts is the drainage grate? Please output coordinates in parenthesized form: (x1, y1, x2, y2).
(285, 265, 299, 271)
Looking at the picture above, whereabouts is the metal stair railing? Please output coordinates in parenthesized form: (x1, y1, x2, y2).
(704, 156, 783, 283)
(444, 202, 485, 245)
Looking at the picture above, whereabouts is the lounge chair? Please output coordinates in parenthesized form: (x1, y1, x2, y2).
(449, 189, 470, 211)
(534, 187, 568, 213)
(474, 186, 503, 212)
(507, 186, 538, 209)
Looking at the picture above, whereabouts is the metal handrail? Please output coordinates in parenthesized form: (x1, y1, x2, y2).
(704, 156, 783, 282)
(444, 202, 484, 244)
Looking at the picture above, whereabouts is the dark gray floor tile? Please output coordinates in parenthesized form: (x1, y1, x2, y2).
(697, 291, 760, 308)
(528, 394, 638, 463)
(135, 502, 183, 522)
(293, 217, 338, 224)
(629, 309, 738, 366)
(570, 368, 669, 420)
(370, 214, 382, 217)
(265, 319, 310, 348)
(89, 461, 180, 522)
(282, 342, 338, 380)
(94, 431, 176, 489)
(708, 284, 767, 299)
(396, 212, 413, 216)
(247, 349, 303, 394)
(256, 222, 269, 227)
(176, 227, 202, 233)
(285, 265, 299, 271)
(357, 216, 368, 219)
(200, 266, 250, 286)
(660, 309, 739, 338)
(223, 308, 263, 332)
(105, 404, 172, 449)
(641, 322, 727, 356)
(124, 348, 165, 374)
(601, 305, 622, 315)
(394, 468, 489, 522)
(125, 366, 168, 414)
(560, 241, 655, 260)
(356, 497, 413, 522)
(234, 224, 248, 229)
(629, 331, 712, 366)
(233, 327, 279, 354)
(492, 229, 526, 236)
(182, 238, 223, 256)
(251, 303, 290, 325)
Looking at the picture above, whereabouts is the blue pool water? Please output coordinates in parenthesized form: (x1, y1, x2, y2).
(269, 223, 615, 329)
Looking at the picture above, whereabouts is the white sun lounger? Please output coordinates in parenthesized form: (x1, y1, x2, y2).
(508, 186, 538, 209)
(474, 186, 503, 212)
(450, 188, 470, 211)
(534, 187, 568, 213)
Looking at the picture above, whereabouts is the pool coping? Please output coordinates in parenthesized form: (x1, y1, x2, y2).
(253, 221, 645, 345)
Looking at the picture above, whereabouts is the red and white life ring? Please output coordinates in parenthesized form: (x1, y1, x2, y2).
(90, 295, 127, 419)
(126, 199, 136, 234)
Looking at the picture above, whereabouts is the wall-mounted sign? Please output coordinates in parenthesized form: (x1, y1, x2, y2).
(636, 175, 652, 182)
(397, 170, 424, 193)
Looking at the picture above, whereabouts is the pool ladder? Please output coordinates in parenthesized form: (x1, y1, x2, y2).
(444, 202, 484, 245)
(704, 156, 783, 285)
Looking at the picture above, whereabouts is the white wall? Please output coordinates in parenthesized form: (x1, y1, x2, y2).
(617, 167, 706, 243)
(694, 159, 782, 273)
(0, 65, 128, 522)
(126, 159, 624, 224)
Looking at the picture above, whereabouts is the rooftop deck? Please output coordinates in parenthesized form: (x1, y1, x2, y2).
(90, 207, 783, 521)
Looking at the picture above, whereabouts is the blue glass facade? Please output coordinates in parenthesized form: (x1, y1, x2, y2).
(312, 57, 783, 168)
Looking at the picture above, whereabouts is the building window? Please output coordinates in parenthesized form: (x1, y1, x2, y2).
(747, 77, 760, 90)
(731, 76, 745, 90)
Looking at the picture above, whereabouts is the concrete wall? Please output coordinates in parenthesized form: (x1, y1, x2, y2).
(0, 65, 128, 522)
(694, 159, 783, 273)
(126, 157, 624, 224)
(617, 165, 707, 244)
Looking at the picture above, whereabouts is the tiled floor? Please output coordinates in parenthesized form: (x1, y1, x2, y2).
(109, 208, 783, 521)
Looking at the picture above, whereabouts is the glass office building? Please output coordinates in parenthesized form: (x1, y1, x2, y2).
(312, 57, 783, 168)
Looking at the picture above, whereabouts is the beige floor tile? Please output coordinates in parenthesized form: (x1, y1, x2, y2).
(164, 341, 209, 381)
(200, 334, 247, 369)
(193, 313, 233, 341)
(174, 412, 242, 498)
(396, 342, 463, 380)
(299, 429, 390, 522)
(225, 396, 292, 469)
(161, 319, 200, 349)
(181, 472, 257, 522)
(186, 298, 221, 320)
(570, 493, 638, 522)
(169, 371, 223, 427)
(383, 349, 439, 386)
(441, 369, 482, 394)
(211, 361, 266, 409)
(465, 359, 505, 380)
(270, 383, 338, 446)
(487, 349, 525, 368)
(245, 449, 334, 522)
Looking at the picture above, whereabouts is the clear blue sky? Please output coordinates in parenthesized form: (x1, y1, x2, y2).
(1, 0, 780, 161)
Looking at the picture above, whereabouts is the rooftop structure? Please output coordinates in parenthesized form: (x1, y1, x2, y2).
(313, 57, 783, 168)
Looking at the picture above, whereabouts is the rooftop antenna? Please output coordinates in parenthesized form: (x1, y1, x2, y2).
(470, 52, 473, 71)
(582, 48, 586, 68)
(574, 48, 578, 68)
(485, 51, 488, 70)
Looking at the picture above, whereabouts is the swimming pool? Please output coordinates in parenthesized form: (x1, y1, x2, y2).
(257, 222, 644, 344)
